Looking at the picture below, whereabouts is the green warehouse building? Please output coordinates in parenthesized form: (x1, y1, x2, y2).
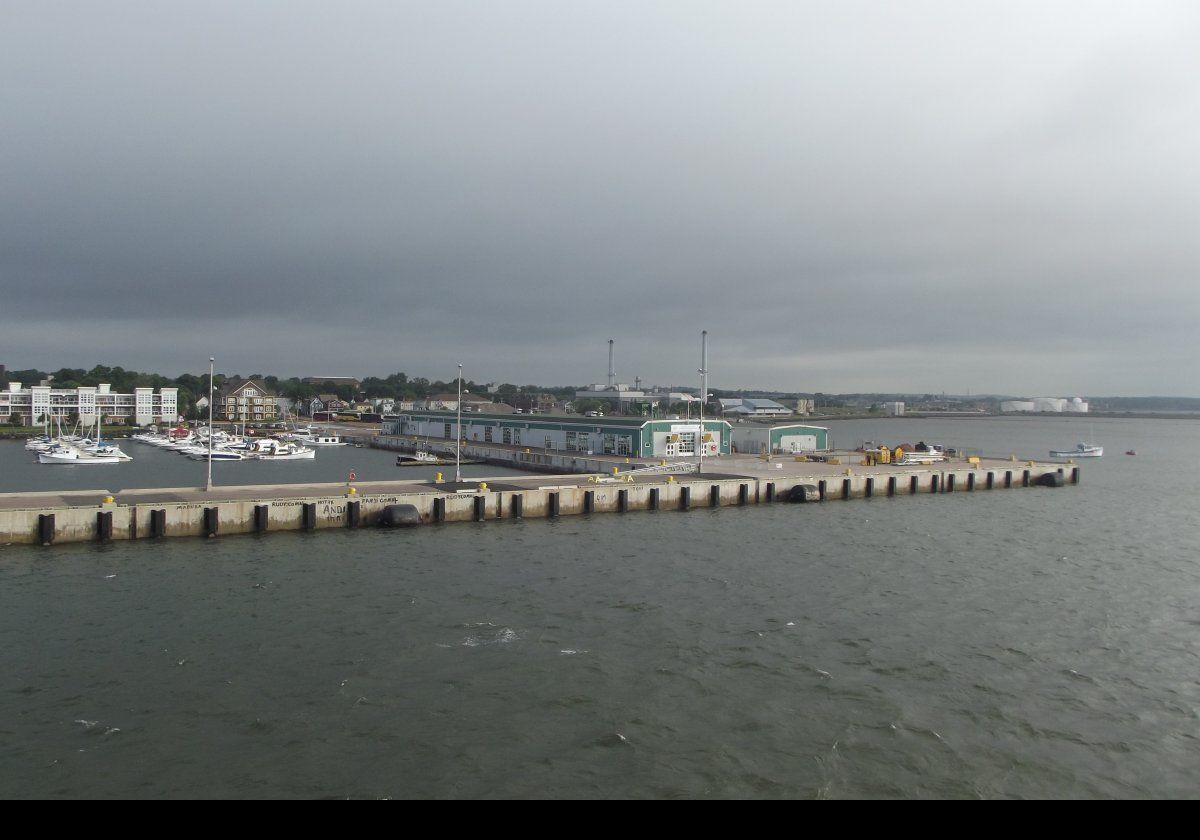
(382, 411, 732, 459)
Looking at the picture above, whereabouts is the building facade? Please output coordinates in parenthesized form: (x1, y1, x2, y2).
(1, 382, 178, 426)
(383, 411, 732, 458)
(218, 379, 280, 423)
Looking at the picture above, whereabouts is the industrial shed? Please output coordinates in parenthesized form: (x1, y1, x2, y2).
(730, 423, 830, 455)
(382, 411, 733, 458)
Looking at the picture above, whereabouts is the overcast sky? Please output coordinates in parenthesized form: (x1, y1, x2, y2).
(3, 1, 1198, 396)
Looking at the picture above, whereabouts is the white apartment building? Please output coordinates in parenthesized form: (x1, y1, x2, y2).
(0, 382, 179, 426)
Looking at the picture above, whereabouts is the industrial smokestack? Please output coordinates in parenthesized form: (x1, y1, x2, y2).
(608, 339, 615, 387)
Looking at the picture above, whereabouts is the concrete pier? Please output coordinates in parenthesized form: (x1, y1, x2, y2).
(0, 455, 1079, 546)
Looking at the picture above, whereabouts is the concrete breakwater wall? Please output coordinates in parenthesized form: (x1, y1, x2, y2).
(1, 461, 1078, 546)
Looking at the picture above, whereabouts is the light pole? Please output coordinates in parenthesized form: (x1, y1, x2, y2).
(455, 363, 463, 484)
(206, 356, 214, 492)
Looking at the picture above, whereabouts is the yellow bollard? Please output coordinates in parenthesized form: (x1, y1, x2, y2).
(613, 467, 619, 475)
(348, 487, 357, 496)
(479, 482, 487, 491)
(435, 472, 443, 483)
(667, 476, 675, 483)
(624, 458, 630, 464)
(102, 495, 115, 505)
(845, 468, 853, 476)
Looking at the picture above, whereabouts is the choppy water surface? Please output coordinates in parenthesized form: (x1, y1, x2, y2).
(2, 417, 1199, 798)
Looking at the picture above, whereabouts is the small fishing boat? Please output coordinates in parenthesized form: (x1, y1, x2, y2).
(397, 450, 445, 466)
(1049, 442, 1103, 458)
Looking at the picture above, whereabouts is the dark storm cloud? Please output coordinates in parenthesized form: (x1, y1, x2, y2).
(3, 1, 1199, 394)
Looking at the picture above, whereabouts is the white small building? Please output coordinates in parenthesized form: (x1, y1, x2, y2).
(882, 401, 905, 416)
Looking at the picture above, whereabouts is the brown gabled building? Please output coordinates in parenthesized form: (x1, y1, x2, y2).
(218, 378, 280, 423)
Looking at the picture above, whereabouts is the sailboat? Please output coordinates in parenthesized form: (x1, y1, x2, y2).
(39, 413, 132, 464)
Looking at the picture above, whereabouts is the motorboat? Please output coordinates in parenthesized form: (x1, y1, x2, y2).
(397, 450, 446, 466)
(1050, 442, 1103, 458)
(248, 439, 316, 460)
(185, 446, 246, 461)
(293, 431, 347, 446)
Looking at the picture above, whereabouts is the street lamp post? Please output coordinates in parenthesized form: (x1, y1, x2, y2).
(206, 356, 214, 492)
(455, 363, 463, 484)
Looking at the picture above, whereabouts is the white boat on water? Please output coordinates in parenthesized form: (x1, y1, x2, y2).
(397, 450, 446, 465)
(184, 446, 246, 461)
(248, 439, 316, 460)
(292, 431, 347, 446)
(1050, 442, 1103, 458)
(38, 444, 124, 465)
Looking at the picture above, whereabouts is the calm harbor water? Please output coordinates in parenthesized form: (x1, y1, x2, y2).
(2, 417, 1199, 798)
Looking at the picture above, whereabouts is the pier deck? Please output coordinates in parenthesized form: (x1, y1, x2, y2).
(0, 454, 1078, 546)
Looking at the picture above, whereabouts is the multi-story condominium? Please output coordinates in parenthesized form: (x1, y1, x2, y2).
(217, 379, 280, 423)
(0, 382, 179, 426)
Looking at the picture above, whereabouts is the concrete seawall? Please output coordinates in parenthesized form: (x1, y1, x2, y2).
(0, 459, 1079, 546)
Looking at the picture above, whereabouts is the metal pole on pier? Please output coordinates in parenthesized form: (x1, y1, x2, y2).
(455, 363, 463, 484)
(698, 330, 707, 475)
(206, 356, 214, 492)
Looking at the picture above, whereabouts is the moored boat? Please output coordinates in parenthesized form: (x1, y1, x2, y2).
(248, 439, 316, 460)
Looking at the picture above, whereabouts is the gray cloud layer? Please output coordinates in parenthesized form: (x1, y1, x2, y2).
(3, 2, 1198, 395)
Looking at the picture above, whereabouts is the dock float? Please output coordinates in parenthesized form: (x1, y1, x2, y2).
(0, 457, 1079, 546)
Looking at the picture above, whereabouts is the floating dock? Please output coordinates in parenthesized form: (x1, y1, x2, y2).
(0, 454, 1079, 546)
